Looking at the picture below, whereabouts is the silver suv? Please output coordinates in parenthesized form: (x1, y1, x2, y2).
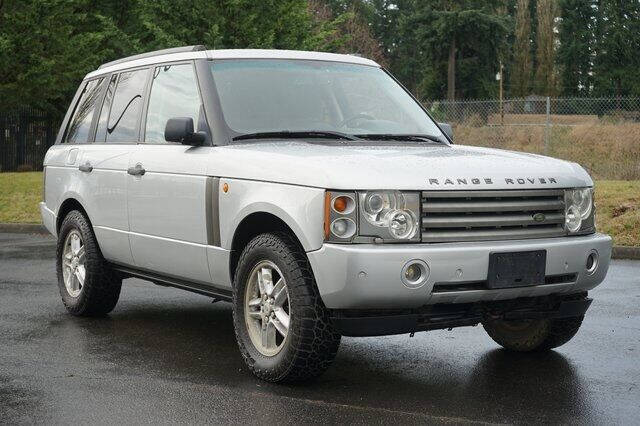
(41, 46, 612, 382)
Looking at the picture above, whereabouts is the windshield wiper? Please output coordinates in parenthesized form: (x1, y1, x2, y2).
(355, 133, 444, 144)
(233, 130, 360, 141)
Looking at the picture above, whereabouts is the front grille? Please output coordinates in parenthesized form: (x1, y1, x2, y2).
(421, 189, 566, 243)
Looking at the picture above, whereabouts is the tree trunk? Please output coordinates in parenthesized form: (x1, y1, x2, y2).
(447, 36, 456, 100)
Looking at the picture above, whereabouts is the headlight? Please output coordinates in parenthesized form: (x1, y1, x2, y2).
(324, 190, 421, 242)
(565, 188, 595, 234)
(359, 191, 420, 241)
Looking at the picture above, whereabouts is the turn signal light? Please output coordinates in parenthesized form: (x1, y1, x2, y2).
(333, 196, 348, 213)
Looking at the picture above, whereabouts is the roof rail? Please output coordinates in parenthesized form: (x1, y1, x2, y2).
(98, 45, 207, 70)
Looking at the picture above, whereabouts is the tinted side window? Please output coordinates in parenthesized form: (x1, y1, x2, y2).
(105, 69, 148, 143)
(145, 64, 202, 143)
(95, 74, 117, 143)
(64, 78, 105, 143)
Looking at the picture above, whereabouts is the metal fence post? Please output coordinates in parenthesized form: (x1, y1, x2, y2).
(17, 111, 26, 168)
(544, 96, 551, 155)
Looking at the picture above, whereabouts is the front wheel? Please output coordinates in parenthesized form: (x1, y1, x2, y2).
(482, 315, 584, 352)
(232, 232, 341, 383)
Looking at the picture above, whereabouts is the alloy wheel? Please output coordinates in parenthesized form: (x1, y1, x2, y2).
(62, 229, 86, 298)
(244, 260, 291, 356)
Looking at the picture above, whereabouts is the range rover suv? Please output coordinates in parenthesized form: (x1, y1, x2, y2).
(40, 45, 612, 382)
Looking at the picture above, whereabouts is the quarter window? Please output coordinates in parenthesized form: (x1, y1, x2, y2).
(105, 69, 148, 143)
(64, 78, 105, 143)
(94, 74, 117, 143)
(145, 64, 202, 143)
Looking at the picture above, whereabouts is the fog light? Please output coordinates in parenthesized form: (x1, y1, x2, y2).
(401, 260, 430, 288)
(586, 250, 599, 275)
(405, 264, 421, 281)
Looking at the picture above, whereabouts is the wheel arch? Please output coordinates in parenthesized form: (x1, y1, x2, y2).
(56, 197, 92, 234)
(229, 211, 305, 284)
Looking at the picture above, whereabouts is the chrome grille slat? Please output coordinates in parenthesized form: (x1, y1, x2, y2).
(422, 212, 565, 228)
(422, 199, 564, 213)
(421, 189, 566, 243)
(422, 189, 565, 198)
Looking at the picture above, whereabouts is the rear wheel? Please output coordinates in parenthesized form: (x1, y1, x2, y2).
(483, 315, 584, 352)
(232, 232, 341, 383)
(56, 210, 121, 316)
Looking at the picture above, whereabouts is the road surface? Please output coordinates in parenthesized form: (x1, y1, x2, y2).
(1, 233, 638, 424)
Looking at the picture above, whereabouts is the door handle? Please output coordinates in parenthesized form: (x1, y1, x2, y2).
(127, 164, 146, 176)
(78, 162, 93, 173)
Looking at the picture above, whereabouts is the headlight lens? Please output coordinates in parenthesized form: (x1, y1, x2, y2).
(388, 209, 418, 239)
(565, 205, 582, 232)
(359, 191, 420, 241)
(565, 188, 594, 233)
(569, 188, 593, 219)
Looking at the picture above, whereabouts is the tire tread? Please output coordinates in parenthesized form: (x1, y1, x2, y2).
(233, 232, 340, 382)
(56, 210, 121, 316)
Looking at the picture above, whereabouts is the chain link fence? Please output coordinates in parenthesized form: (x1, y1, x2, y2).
(423, 97, 640, 180)
(0, 109, 59, 172)
(1, 98, 639, 179)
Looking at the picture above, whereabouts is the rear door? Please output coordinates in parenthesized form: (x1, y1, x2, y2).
(46, 77, 107, 233)
(83, 68, 150, 265)
(127, 61, 212, 283)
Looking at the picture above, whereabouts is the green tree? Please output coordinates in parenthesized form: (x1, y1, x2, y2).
(534, 0, 558, 95)
(593, 0, 640, 97)
(511, 0, 533, 97)
(557, 0, 595, 96)
(308, 0, 387, 65)
(397, 0, 511, 100)
(0, 0, 132, 114)
(0, 0, 319, 114)
(133, 0, 314, 51)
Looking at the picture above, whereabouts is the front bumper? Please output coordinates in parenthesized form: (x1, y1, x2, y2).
(307, 233, 612, 309)
(331, 294, 592, 337)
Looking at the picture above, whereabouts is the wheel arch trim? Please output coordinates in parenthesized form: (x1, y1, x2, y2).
(55, 194, 93, 234)
(227, 210, 306, 285)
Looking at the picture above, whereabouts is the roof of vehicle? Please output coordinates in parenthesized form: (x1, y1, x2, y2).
(85, 46, 380, 79)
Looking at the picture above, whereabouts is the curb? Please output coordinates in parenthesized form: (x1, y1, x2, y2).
(0, 223, 49, 235)
(0, 222, 639, 259)
(612, 246, 640, 260)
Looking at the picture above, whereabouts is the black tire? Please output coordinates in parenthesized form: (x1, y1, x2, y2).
(56, 210, 122, 316)
(483, 315, 584, 352)
(232, 232, 341, 383)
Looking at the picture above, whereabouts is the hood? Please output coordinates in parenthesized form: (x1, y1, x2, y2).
(210, 141, 592, 190)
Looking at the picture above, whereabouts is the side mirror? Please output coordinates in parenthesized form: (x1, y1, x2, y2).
(164, 117, 206, 146)
(438, 122, 453, 142)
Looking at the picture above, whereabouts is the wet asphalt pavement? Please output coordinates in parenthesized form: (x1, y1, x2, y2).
(1, 233, 639, 425)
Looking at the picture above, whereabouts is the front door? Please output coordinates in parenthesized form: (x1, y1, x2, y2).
(127, 62, 212, 283)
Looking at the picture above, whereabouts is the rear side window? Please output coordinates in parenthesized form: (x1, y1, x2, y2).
(64, 78, 105, 143)
(145, 64, 202, 143)
(105, 69, 148, 143)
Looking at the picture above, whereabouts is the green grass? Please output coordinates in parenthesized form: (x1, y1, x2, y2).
(1, 172, 638, 246)
(0, 172, 43, 223)
(594, 181, 640, 247)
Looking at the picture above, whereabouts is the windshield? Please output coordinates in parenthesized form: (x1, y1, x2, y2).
(210, 59, 444, 139)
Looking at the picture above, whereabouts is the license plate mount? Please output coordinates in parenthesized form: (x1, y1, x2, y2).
(487, 250, 546, 289)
